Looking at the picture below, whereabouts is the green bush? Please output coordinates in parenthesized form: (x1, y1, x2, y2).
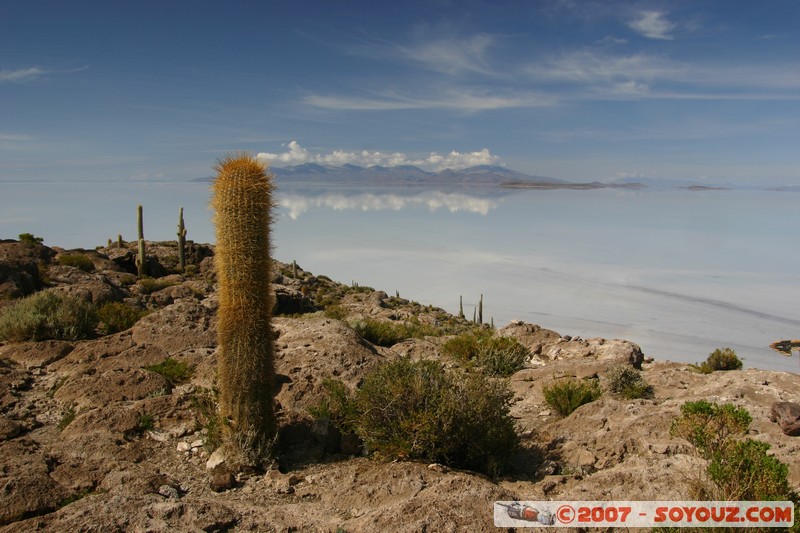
(671, 400, 793, 503)
(137, 278, 176, 294)
(692, 347, 743, 374)
(138, 413, 155, 432)
(308, 378, 358, 432)
(97, 302, 149, 334)
(18, 233, 43, 246)
(145, 357, 192, 386)
(542, 377, 602, 417)
(708, 439, 790, 501)
(312, 359, 519, 477)
(57, 254, 95, 272)
(442, 333, 528, 377)
(350, 318, 445, 347)
(605, 364, 654, 399)
(0, 291, 98, 342)
(323, 304, 348, 321)
(670, 400, 751, 458)
(58, 408, 76, 431)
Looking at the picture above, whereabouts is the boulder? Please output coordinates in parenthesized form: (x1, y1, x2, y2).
(770, 401, 800, 436)
(0, 241, 53, 299)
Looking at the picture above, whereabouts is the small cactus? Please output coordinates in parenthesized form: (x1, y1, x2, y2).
(136, 205, 147, 277)
(177, 206, 187, 272)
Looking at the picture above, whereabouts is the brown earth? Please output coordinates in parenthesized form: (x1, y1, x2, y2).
(0, 239, 798, 532)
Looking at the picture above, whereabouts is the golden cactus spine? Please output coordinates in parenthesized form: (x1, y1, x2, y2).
(211, 154, 276, 463)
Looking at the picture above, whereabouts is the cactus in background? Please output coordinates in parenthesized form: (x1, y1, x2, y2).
(136, 205, 147, 277)
(292, 259, 298, 278)
(177, 206, 187, 272)
(117, 234, 124, 248)
(458, 295, 465, 319)
(212, 153, 276, 465)
(478, 294, 483, 325)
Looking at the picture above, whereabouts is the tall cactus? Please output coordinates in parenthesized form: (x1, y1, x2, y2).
(211, 153, 276, 465)
(177, 206, 187, 272)
(136, 205, 147, 277)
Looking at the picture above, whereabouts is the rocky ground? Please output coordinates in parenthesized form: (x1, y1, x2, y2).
(0, 238, 798, 532)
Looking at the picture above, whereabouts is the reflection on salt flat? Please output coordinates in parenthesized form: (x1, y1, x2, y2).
(278, 190, 499, 219)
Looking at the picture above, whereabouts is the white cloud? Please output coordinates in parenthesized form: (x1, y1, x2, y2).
(257, 141, 501, 171)
(0, 67, 44, 82)
(628, 11, 675, 40)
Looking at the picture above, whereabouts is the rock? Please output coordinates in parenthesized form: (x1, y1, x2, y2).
(0, 416, 22, 441)
(206, 448, 226, 470)
(177, 441, 191, 452)
(0, 340, 74, 368)
(131, 299, 217, 353)
(340, 432, 362, 456)
(54, 368, 171, 410)
(497, 322, 562, 356)
(310, 418, 341, 450)
(770, 402, 800, 436)
(158, 484, 180, 499)
(0, 439, 70, 526)
(209, 468, 237, 492)
(274, 285, 317, 315)
(0, 240, 54, 299)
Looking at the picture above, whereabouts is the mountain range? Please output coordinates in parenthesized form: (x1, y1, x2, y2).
(268, 163, 569, 186)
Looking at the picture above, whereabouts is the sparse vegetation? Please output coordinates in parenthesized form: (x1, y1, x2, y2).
(0, 291, 98, 342)
(145, 357, 192, 386)
(605, 364, 654, 399)
(18, 232, 43, 246)
(542, 377, 602, 416)
(191, 387, 223, 452)
(97, 302, 149, 334)
(137, 413, 155, 432)
(57, 253, 95, 272)
(311, 358, 519, 477)
(136, 277, 177, 294)
(442, 332, 528, 377)
(349, 318, 445, 347)
(691, 347, 743, 374)
(670, 400, 751, 459)
(671, 400, 794, 503)
(58, 408, 76, 431)
(323, 304, 348, 321)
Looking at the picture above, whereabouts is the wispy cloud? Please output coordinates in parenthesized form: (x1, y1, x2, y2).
(0, 133, 34, 142)
(396, 33, 496, 75)
(257, 141, 501, 171)
(0, 66, 88, 83)
(528, 50, 800, 99)
(303, 88, 556, 111)
(628, 11, 675, 40)
(0, 67, 45, 82)
(346, 29, 498, 76)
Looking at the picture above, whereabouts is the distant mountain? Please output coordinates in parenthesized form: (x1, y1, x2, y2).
(194, 163, 569, 186)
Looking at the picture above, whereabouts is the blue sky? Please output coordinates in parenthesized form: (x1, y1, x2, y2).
(2, 0, 799, 184)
